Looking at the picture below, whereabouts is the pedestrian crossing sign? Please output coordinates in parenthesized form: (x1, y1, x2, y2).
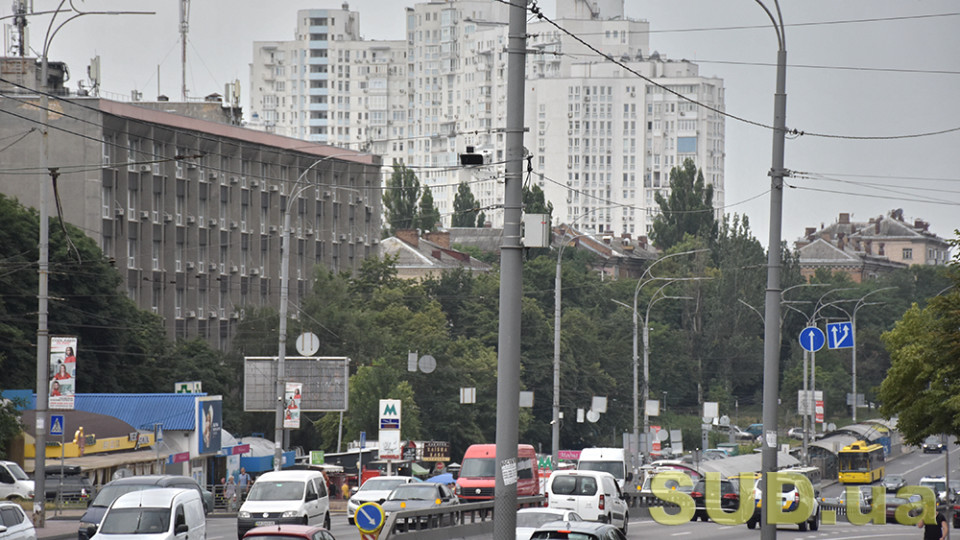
(50, 415, 64, 436)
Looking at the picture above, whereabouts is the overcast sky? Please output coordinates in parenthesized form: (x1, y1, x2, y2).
(10, 0, 959, 249)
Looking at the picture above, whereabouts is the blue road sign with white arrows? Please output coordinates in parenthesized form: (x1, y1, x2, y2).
(355, 502, 385, 534)
(827, 321, 854, 349)
(799, 327, 825, 352)
(50, 415, 64, 436)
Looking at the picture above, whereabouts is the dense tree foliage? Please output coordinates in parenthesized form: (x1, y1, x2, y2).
(417, 186, 441, 232)
(381, 165, 441, 235)
(878, 234, 960, 444)
(650, 158, 718, 250)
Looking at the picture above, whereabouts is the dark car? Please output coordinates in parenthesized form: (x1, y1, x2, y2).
(37, 466, 94, 503)
(77, 475, 213, 540)
(884, 494, 922, 524)
(242, 524, 336, 540)
(881, 474, 906, 493)
(689, 478, 740, 522)
(921, 435, 944, 453)
(380, 483, 458, 527)
(530, 520, 627, 540)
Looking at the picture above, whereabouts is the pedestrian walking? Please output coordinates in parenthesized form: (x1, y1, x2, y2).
(225, 476, 238, 512)
(918, 508, 948, 540)
(238, 467, 251, 501)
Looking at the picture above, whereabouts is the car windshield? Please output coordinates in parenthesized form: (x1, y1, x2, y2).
(359, 478, 409, 493)
(577, 461, 624, 479)
(100, 508, 170, 534)
(460, 458, 496, 478)
(7, 464, 29, 481)
(924, 436, 940, 444)
(516, 512, 576, 528)
(92, 485, 161, 508)
(247, 481, 305, 501)
(920, 480, 945, 493)
(244, 536, 306, 540)
(388, 485, 437, 501)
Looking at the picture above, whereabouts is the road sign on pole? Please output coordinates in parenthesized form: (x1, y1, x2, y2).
(50, 415, 64, 436)
(827, 322, 853, 349)
(798, 327, 825, 352)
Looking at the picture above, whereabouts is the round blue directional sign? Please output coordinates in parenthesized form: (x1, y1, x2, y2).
(355, 502, 385, 534)
(798, 326, 825, 352)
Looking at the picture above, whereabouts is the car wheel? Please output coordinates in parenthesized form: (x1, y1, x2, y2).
(302, 515, 309, 526)
(809, 510, 820, 531)
(323, 512, 330, 530)
(348, 516, 354, 526)
(620, 512, 628, 534)
(747, 518, 757, 529)
(799, 520, 808, 532)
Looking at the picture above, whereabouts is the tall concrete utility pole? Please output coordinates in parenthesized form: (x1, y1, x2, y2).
(179, 0, 189, 100)
(493, 0, 527, 537)
(759, 1, 787, 539)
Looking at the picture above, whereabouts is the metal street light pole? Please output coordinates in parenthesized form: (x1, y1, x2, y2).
(757, 1, 787, 537)
(32, 3, 151, 526)
(643, 281, 695, 453)
(627, 249, 706, 471)
(274, 153, 360, 471)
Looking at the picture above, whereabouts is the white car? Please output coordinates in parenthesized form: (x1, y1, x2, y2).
(747, 477, 820, 531)
(516, 507, 582, 540)
(544, 470, 628, 534)
(347, 476, 421, 525)
(0, 502, 37, 540)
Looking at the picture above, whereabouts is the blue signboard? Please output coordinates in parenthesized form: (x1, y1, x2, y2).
(827, 321, 854, 349)
(380, 418, 400, 429)
(50, 415, 64, 436)
(798, 327, 825, 352)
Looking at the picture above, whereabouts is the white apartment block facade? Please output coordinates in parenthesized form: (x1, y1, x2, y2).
(248, 0, 725, 236)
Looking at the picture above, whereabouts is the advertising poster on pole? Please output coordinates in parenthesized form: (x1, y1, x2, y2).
(49, 336, 77, 409)
(284, 382, 302, 429)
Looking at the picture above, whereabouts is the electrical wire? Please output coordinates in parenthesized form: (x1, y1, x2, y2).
(502, 0, 960, 141)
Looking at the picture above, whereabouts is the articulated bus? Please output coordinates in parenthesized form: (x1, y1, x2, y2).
(838, 440, 885, 484)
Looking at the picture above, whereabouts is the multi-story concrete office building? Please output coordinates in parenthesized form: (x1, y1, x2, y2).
(248, 0, 724, 236)
(0, 60, 382, 349)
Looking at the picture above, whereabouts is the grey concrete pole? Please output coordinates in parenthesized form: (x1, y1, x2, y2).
(34, 53, 51, 527)
(274, 206, 291, 471)
(851, 316, 857, 423)
(802, 349, 808, 465)
(760, 6, 787, 539)
(632, 289, 639, 467)
(493, 0, 527, 536)
(552, 256, 561, 470)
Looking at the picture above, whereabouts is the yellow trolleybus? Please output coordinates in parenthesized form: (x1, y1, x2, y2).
(838, 440, 885, 484)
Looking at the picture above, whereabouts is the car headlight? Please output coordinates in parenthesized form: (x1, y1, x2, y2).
(79, 522, 96, 529)
(282, 511, 300, 518)
(238, 511, 250, 519)
(348, 498, 357, 506)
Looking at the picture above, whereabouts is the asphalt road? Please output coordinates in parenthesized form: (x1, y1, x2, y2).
(203, 446, 957, 539)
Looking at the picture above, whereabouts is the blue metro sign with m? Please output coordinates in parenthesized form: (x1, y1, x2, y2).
(379, 399, 401, 430)
(827, 321, 854, 349)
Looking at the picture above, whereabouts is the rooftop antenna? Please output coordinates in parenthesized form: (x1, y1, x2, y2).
(179, 0, 189, 100)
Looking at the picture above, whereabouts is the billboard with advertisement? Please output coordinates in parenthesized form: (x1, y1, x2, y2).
(197, 397, 222, 455)
(284, 382, 302, 429)
(49, 336, 77, 409)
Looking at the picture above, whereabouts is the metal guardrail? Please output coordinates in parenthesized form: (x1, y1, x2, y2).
(378, 496, 544, 540)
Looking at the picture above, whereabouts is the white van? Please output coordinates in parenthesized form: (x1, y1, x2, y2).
(236, 470, 329, 539)
(545, 470, 629, 534)
(89, 488, 205, 540)
(0, 462, 33, 502)
(576, 448, 631, 490)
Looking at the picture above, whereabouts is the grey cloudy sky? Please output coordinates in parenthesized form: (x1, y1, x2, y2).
(12, 0, 960, 248)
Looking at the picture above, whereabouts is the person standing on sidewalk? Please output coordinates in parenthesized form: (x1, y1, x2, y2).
(918, 508, 948, 540)
(225, 476, 238, 512)
(238, 468, 251, 501)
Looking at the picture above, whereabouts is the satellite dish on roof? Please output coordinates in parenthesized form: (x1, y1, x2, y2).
(586, 410, 600, 423)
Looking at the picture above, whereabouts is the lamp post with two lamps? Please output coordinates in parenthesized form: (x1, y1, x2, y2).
(274, 152, 366, 471)
(819, 287, 895, 422)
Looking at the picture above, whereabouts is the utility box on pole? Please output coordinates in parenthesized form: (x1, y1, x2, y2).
(522, 213, 550, 248)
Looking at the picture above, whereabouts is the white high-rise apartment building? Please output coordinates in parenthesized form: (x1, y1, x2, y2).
(249, 0, 724, 236)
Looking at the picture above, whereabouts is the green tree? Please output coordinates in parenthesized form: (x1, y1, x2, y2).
(522, 183, 554, 218)
(0, 397, 24, 459)
(452, 182, 480, 227)
(650, 158, 718, 250)
(382, 165, 420, 234)
(878, 236, 960, 443)
(418, 186, 441, 232)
